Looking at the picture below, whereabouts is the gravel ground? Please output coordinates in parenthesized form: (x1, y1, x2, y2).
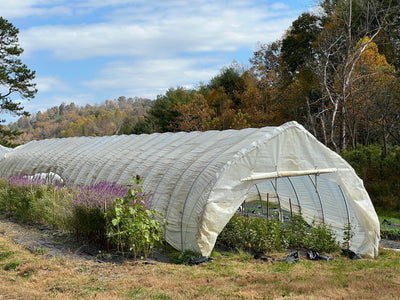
(380, 238, 400, 250)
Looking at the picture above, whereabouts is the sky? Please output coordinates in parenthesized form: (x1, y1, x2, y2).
(0, 0, 316, 124)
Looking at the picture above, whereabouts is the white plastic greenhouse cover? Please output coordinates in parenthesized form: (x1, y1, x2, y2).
(0, 121, 380, 257)
(0, 145, 10, 159)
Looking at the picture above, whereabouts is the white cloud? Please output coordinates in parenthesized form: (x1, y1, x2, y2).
(19, 1, 301, 60)
(0, 0, 72, 19)
(76, 0, 145, 8)
(20, 23, 160, 59)
(82, 57, 220, 98)
(36, 76, 70, 93)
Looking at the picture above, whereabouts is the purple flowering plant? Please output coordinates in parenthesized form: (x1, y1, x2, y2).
(73, 182, 130, 211)
(73, 181, 132, 244)
(0, 175, 160, 251)
(7, 175, 46, 187)
(72, 178, 154, 248)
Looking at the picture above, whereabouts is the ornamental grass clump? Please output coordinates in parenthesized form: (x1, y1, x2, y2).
(0, 175, 74, 229)
(73, 182, 130, 244)
(0, 175, 47, 221)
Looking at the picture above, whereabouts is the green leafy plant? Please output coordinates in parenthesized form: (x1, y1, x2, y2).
(216, 213, 339, 254)
(308, 222, 340, 253)
(105, 175, 166, 258)
(216, 214, 286, 253)
(247, 217, 286, 253)
(3, 260, 22, 271)
(0, 175, 166, 258)
(171, 249, 201, 265)
(283, 215, 312, 249)
(284, 216, 339, 252)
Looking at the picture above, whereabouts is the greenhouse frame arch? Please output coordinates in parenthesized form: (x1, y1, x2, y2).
(0, 121, 380, 257)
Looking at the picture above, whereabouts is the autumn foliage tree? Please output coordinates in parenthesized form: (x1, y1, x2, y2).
(246, 0, 400, 152)
(173, 93, 212, 131)
(345, 37, 399, 153)
(311, 0, 399, 151)
(7, 98, 152, 143)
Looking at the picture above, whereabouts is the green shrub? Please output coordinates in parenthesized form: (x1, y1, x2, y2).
(283, 215, 311, 249)
(283, 216, 340, 252)
(216, 214, 286, 253)
(247, 217, 286, 253)
(105, 176, 166, 258)
(342, 144, 400, 210)
(309, 223, 340, 252)
(216, 213, 248, 251)
(216, 214, 339, 254)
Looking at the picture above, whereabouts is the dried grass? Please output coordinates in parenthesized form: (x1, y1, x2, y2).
(1, 235, 400, 299)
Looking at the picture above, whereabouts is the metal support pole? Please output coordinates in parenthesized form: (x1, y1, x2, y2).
(287, 177, 302, 215)
(255, 184, 263, 214)
(270, 179, 282, 221)
(338, 184, 351, 248)
(307, 175, 325, 224)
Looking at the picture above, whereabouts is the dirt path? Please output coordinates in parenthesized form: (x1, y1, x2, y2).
(0, 213, 171, 263)
(0, 213, 99, 260)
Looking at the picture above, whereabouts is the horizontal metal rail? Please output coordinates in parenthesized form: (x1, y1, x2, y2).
(240, 168, 337, 182)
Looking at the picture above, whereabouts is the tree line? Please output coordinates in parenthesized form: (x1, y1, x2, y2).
(7, 97, 152, 144)
(3, 0, 400, 155)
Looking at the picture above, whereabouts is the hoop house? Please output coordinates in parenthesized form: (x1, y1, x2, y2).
(0, 121, 380, 257)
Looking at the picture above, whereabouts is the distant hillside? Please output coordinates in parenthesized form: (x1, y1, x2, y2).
(7, 96, 153, 144)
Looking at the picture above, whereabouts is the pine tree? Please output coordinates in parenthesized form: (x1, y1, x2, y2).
(0, 17, 37, 146)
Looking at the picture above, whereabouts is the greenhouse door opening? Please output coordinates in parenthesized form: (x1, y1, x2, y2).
(240, 172, 354, 244)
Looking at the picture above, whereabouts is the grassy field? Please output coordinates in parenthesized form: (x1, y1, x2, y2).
(1, 234, 400, 299)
